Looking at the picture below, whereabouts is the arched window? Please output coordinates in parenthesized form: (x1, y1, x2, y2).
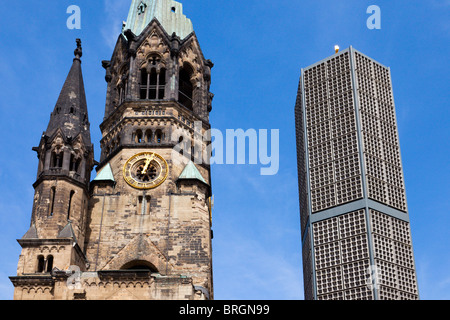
(140, 68, 148, 99)
(121, 260, 158, 273)
(179, 65, 193, 110)
(49, 187, 56, 217)
(135, 130, 143, 143)
(145, 130, 153, 143)
(51, 151, 64, 168)
(67, 191, 75, 220)
(46, 255, 54, 273)
(155, 130, 163, 144)
(149, 69, 158, 99)
(159, 68, 166, 98)
(140, 57, 166, 100)
(70, 155, 81, 173)
(116, 68, 128, 105)
(37, 256, 45, 273)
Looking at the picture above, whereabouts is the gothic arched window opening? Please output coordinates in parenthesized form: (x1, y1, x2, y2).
(140, 56, 166, 100)
(70, 154, 82, 173)
(51, 151, 64, 168)
(116, 67, 128, 106)
(179, 65, 193, 110)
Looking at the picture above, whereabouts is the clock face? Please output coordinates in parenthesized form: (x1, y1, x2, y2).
(123, 152, 169, 190)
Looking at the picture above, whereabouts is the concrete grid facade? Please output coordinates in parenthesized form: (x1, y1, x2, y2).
(295, 47, 419, 300)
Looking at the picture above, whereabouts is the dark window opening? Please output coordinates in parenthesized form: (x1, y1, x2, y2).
(67, 190, 75, 220)
(140, 67, 166, 100)
(37, 256, 45, 273)
(50, 187, 56, 217)
(46, 255, 54, 273)
(117, 70, 128, 105)
(127, 265, 153, 270)
(121, 260, 158, 273)
(149, 69, 157, 99)
(138, 196, 143, 215)
(70, 155, 81, 173)
(179, 66, 193, 110)
(159, 69, 166, 99)
(145, 196, 151, 215)
(171, 7, 176, 13)
(145, 130, 152, 143)
(140, 69, 148, 99)
(51, 152, 64, 168)
(135, 130, 143, 143)
(155, 130, 163, 144)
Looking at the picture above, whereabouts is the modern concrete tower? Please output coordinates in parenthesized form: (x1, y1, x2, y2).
(11, 0, 215, 300)
(295, 47, 419, 300)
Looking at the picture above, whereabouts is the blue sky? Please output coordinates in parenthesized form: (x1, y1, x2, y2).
(0, 0, 449, 300)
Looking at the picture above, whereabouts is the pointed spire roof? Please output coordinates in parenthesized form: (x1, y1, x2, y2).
(58, 220, 77, 243)
(124, 0, 194, 39)
(22, 224, 38, 239)
(45, 39, 91, 145)
(178, 161, 208, 185)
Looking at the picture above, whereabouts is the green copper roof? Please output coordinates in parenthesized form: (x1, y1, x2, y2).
(94, 163, 115, 182)
(178, 161, 208, 185)
(124, 0, 194, 39)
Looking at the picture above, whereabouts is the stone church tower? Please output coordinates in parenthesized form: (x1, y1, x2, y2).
(10, 0, 215, 300)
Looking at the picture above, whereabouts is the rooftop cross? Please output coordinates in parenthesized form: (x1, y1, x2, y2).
(74, 38, 82, 60)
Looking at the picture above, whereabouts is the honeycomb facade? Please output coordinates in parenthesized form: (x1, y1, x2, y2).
(295, 47, 419, 300)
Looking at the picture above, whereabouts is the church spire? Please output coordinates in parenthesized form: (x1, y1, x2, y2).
(45, 39, 91, 145)
(34, 39, 94, 188)
(124, 0, 194, 39)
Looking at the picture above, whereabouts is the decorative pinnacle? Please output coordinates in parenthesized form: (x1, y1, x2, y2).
(74, 38, 83, 60)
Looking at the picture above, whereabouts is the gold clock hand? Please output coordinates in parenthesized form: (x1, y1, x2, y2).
(141, 154, 154, 174)
(141, 158, 151, 174)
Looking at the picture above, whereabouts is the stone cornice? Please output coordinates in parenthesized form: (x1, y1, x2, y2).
(9, 275, 54, 287)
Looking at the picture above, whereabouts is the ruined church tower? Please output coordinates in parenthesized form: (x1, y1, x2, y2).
(10, 0, 215, 300)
